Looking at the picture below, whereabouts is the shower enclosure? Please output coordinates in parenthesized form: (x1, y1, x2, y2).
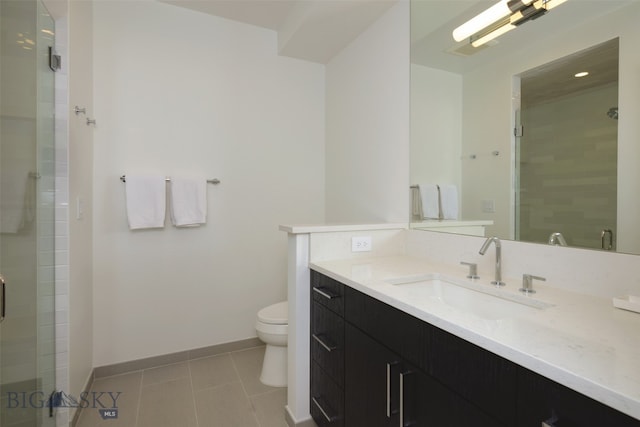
(1, 0, 57, 425)
(515, 39, 619, 251)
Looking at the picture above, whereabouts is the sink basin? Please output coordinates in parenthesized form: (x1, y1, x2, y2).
(385, 274, 553, 321)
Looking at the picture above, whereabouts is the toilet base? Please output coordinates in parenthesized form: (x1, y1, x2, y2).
(260, 344, 287, 387)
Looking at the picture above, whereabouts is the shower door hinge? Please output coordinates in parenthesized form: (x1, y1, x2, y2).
(514, 126, 524, 137)
(49, 46, 61, 72)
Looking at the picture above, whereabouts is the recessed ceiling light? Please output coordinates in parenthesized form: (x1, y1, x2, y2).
(574, 71, 589, 78)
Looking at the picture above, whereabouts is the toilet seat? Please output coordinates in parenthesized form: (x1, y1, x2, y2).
(257, 301, 288, 325)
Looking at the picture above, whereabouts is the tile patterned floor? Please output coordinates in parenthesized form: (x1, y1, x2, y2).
(75, 346, 287, 427)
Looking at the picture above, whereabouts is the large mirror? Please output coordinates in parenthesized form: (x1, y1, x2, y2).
(410, 0, 640, 255)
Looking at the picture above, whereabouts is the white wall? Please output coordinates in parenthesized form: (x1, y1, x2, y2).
(68, 0, 94, 416)
(91, 1, 325, 366)
(325, 1, 410, 223)
(461, 2, 640, 248)
(410, 64, 462, 205)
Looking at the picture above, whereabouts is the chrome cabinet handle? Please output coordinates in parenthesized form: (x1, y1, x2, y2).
(313, 286, 339, 300)
(387, 363, 392, 417)
(312, 396, 336, 423)
(1, 275, 6, 322)
(399, 371, 405, 427)
(312, 333, 337, 352)
(386, 362, 399, 418)
(542, 413, 559, 427)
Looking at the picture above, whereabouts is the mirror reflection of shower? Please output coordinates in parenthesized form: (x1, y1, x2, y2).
(516, 38, 619, 251)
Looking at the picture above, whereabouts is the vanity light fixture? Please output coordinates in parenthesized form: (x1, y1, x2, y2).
(455, 0, 569, 48)
(453, 0, 534, 42)
(574, 71, 589, 77)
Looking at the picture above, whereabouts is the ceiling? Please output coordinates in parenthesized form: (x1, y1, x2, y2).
(159, 0, 297, 30)
(159, 0, 398, 64)
(521, 38, 619, 107)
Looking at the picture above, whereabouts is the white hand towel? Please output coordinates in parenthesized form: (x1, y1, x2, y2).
(411, 187, 422, 217)
(419, 184, 440, 219)
(169, 177, 207, 227)
(440, 184, 459, 220)
(125, 175, 166, 229)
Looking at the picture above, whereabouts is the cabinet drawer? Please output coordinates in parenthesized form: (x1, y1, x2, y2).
(311, 301, 345, 387)
(311, 361, 344, 427)
(311, 270, 344, 316)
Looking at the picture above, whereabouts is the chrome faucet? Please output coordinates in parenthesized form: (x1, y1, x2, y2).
(479, 237, 505, 287)
(548, 232, 567, 246)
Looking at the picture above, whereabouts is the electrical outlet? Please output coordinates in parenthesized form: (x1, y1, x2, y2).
(352, 236, 372, 252)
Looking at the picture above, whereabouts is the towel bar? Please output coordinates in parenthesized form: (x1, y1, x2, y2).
(120, 175, 220, 185)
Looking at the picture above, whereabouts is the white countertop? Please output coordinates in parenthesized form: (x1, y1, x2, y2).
(410, 219, 493, 228)
(310, 255, 640, 420)
(279, 223, 407, 234)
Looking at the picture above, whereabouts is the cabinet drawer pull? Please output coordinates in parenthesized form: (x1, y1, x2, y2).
(399, 372, 405, 427)
(312, 333, 337, 352)
(399, 371, 412, 427)
(313, 286, 340, 300)
(386, 361, 399, 418)
(312, 396, 337, 423)
(542, 413, 559, 427)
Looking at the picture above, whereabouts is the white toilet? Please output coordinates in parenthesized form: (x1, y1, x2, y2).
(255, 301, 288, 387)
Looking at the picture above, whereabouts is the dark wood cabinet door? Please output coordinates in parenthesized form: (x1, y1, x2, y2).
(425, 322, 518, 426)
(345, 323, 400, 427)
(345, 285, 423, 367)
(401, 361, 500, 427)
(517, 367, 640, 427)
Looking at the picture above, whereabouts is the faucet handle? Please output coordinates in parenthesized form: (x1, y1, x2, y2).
(460, 261, 480, 279)
(520, 274, 546, 294)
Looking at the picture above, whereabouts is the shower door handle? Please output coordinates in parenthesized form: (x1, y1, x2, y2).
(0, 274, 6, 322)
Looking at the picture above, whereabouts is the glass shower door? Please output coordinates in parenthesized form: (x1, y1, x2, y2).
(0, 0, 57, 425)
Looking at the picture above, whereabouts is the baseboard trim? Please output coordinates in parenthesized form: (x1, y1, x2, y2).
(285, 405, 317, 427)
(93, 337, 263, 379)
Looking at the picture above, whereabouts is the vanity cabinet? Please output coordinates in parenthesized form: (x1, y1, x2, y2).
(310, 270, 640, 427)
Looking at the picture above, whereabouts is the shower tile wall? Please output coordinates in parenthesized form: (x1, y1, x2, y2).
(519, 83, 618, 250)
(54, 15, 70, 427)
